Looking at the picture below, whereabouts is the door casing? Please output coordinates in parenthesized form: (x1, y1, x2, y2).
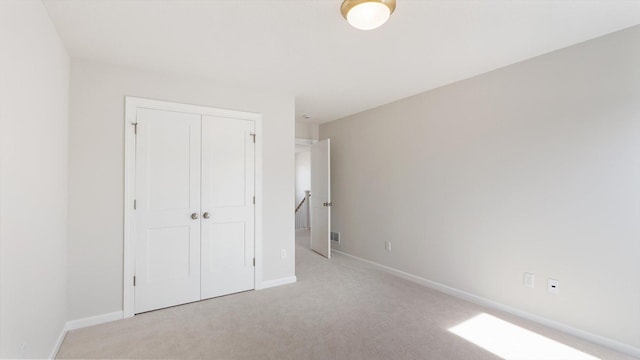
(123, 96, 263, 318)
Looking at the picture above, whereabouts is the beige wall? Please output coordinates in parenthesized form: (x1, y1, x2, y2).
(68, 60, 295, 321)
(321, 25, 640, 350)
(0, 1, 70, 358)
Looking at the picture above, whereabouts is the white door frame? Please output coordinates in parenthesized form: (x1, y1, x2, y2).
(123, 96, 263, 318)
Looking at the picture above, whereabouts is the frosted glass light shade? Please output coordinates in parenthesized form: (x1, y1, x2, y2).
(341, 0, 396, 31)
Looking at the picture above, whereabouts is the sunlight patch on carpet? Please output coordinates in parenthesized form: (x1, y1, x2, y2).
(449, 313, 599, 360)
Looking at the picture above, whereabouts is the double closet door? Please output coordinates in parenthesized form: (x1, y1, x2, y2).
(134, 108, 255, 314)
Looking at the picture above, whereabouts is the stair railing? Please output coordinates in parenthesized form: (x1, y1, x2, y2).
(295, 190, 311, 229)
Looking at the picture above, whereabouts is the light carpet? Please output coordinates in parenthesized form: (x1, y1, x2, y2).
(57, 230, 634, 359)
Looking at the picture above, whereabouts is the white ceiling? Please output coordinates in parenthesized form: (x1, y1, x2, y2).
(43, 0, 640, 124)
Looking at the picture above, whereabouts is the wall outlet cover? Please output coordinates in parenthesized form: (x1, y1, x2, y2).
(523, 272, 535, 288)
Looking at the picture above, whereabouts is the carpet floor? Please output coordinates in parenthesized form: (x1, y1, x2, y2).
(57, 230, 634, 359)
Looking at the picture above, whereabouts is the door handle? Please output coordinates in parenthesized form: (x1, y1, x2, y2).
(203, 212, 211, 219)
(323, 202, 333, 207)
(191, 213, 199, 220)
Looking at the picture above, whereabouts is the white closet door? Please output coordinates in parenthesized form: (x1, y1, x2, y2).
(134, 108, 202, 314)
(200, 116, 255, 299)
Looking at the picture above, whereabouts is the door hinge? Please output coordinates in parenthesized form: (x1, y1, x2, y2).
(133, 122, 138, 135)
(250, 133, 255, 143)
(253, 196, 255, 205)
(133, 276, 136, 286)
(253, 258, 255, 267)
(133, 199, 137, 209)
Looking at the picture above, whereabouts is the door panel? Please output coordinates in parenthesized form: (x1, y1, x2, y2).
(146, 226, 191, 281)
(205, 121, 248, 207)
(134, 108, 202, 314)
(146, 117, 193, 209)
(200, 116, 255, 299)
(208, 222, 246, 269)
(311, 139, 331, 258)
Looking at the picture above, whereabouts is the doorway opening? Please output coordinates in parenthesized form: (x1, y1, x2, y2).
(294, 135, 331, 259)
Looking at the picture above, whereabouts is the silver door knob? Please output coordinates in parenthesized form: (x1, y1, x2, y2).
(191, 213, 199, 220)
(203, 212, 211, 219)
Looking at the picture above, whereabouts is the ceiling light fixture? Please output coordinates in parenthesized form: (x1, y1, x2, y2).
(341, 0, 396, 31)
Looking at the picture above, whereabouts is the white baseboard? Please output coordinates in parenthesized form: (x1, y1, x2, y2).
(65, 311, 123, 331)
(332, 250, 640, 358)
(50, 311, 123, 359)
(49, 324, 67, 359)
(258, 276, 297, 290)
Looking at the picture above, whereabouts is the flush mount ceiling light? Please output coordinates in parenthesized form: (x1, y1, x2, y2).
(341, 0, 396, 30)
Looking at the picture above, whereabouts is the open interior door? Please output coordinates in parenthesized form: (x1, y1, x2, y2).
(310, 139, 331, 258)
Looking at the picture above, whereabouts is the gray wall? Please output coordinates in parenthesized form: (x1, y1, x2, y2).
(0, 1, 70, 358)
(68, 60, 295, 321)
(321, 25, 640, 349)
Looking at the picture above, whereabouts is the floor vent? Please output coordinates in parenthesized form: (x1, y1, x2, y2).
(330, 232, 340, 243)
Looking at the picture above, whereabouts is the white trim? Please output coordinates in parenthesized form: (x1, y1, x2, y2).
(126, 97, 261, 121)
(49, 311, 124, 359)
(257, 276, 297, 290)
(254, 118, 263, 291)
(49, 324, 67, 359)
(332, 250, 640, 358)
(123, 97, 137, 318)
(123, 96, 263, 318)
(66, 311, 124, 331)
(295, 138, 316, 146)
(295, 138, 315, 153)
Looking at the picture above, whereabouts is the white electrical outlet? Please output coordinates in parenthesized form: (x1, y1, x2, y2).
(523, 272, 535, 288)
(548, 278, 559, 294)
(281, 249, 286, 259)
(385, 241, 391, 252)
